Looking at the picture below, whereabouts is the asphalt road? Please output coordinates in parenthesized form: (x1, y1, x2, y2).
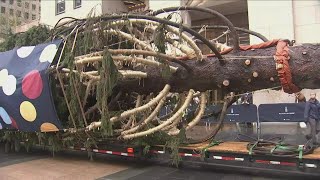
(0, 143, 313, 180)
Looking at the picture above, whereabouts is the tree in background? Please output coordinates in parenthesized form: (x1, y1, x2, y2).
(0, 25, 50, 52)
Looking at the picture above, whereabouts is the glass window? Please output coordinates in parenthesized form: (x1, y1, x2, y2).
(1, 0, 6, 3)
(32, 4, 36, 10)
(32, 14, 36, 20)
(9, 8, 13, 15)
(56, 0, 65, 15)
(17, 0, 21, 7)
(74, 0, 81, 9)
(25, 2, 29, 8)
(24, 12, 29, 19)
(1, 6, 5, 14)
(9, 0, 13, 5)
(17, 10, 21, 17)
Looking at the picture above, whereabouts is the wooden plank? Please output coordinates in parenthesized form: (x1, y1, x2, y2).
(179, 141, 320, 160)
(206, 142, 248, 154)
(303, 148, 320, 160)
(179, 142, 209, 150)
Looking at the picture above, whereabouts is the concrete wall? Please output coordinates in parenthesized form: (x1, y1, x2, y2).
(248, 0, 320, 104)
(149, 0, 183, 22)
(40, 0, 102, 27)
(247, 0, 295, 44)
(293, 0, 320, 43)
(101, 0, 128, 14)
(192, 12, 249, 53)
(253, 89, 320, 106)
(40, 0, 130, 28)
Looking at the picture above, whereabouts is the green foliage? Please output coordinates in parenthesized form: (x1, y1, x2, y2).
(47, 133, 63, 157)
(97, 50, 119, 136)
(0, 25, 50, 52)
(153, 17, 172, 79)
(50, 77, 69, 126)
(22, 132, 38, 153)
(0, 14, 20, 41)
(1, 131, 22, 153)
(166, 128, 187, 167)
(132, 124, 187, 167)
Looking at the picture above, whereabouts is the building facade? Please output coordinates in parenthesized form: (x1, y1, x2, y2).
(40, 0, 147, 27)
(0, 0, 41, 25)
(147, 0, 320, 44)
(0, 0, 41, 38)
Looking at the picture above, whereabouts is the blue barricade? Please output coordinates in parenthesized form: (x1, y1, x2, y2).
(160, 103, 307, 123)
(258, 103, 306, 122)
(159, 105, 175, 117)
(225, 104, 258, 123)
(202, 104, 258, 123)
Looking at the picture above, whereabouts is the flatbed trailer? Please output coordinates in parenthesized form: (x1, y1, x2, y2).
(65, 141, 320, 177)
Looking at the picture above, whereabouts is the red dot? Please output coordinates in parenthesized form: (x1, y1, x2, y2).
(22, 70, 43, 99)
(11, 117, 18, 129)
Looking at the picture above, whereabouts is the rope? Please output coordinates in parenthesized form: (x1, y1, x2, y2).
(202, 140, 222, 153)
(247, 139, 315, 158)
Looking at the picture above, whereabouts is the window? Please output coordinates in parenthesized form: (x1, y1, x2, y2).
(74, 0, 81, 9)
(9, 8, 13, 15)
(24, 12, 29, 19)
(56, 0, 65, 15)
(32, 4, 36, 10)
(1, 0, 6, 3)
(25, 2, 29, 8)
(32, 14, 36, 20)
(17, 0, 21, 7)
(17, 10, 21, 17)
(9, 0, 13, 5)
(1, 6, 5, 14)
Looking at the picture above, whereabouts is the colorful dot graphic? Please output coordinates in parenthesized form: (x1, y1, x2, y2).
(40, 123, 58, 132)
(11, 117, 18, 129)
(20, 101, 37, 122)
(22, 70, 43, 99)
(2, 75, 17, 96)
(0, 69, 8, 87)
(39, 44, 58, 63)
(17, 46, 35, 58)
(0, 107, 12, 124)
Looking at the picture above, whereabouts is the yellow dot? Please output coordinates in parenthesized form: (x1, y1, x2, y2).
(20, 101, 37, 122)
(40, 123, 58, 132)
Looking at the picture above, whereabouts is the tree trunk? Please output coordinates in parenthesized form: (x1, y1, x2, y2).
(116, 44, 320, 94)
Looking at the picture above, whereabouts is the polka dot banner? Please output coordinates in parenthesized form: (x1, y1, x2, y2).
(2, 75, 17, 96)
(0, 107, 11, 124)
(0, 39, 63, 132)
(0, 69, 8, 87)
(22, 70, 43, 99)
(20, 101, 37, 122)
(17, 46, 35, 58)
(39, 44, 58, 63)
(40, 123, 59, 132)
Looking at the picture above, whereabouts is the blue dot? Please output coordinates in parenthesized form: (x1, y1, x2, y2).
(0, 107, 12, 125)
